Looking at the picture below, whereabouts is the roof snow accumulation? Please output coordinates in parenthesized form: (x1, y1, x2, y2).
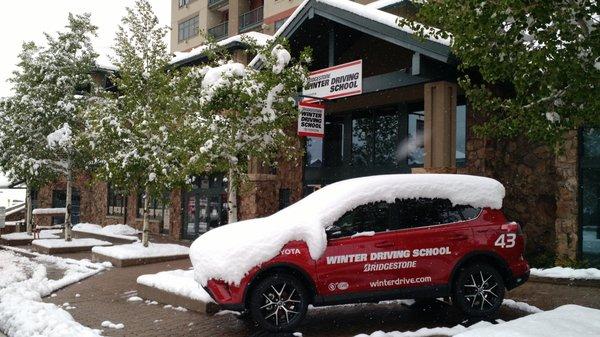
(170, 32, 272, 65)
(190, 174, 505, 286)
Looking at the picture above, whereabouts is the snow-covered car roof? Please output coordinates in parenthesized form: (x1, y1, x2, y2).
(190, 174, 505, 286)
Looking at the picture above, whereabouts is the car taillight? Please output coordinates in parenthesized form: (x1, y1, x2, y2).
(501, 222, 523, 235)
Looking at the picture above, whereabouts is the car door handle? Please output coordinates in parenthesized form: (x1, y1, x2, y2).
(449, 234, 469, 240)
(375, 241, 394, 248)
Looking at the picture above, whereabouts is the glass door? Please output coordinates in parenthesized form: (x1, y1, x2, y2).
(182, 175, 228, 240)
(581, 128, 600, 265)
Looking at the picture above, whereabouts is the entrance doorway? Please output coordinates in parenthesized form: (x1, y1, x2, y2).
(581, 128, 600, 265)
(182, 175, 228, 240)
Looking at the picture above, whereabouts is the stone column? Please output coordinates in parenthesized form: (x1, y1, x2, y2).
(554, 130, 579, 261)
(423, 81, 457, 169)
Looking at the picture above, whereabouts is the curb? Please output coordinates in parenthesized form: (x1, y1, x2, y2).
(529, 275, 600, 288)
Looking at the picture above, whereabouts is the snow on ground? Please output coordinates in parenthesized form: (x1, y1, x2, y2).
(355, 305, 600, 337)
(137, 269, 213, 302)
(92, 242, 189, 259)
(73, 223, 140, 241)
(502, 299, 543, 314)
(0, 248, 110, 337)
(101, 320, 124, 329)
(456, 305, 600, 337)
(1, 229, 61, 240)
(33, 238, 112, 248)
(190, 174, 505, 285)
(531, 266, 600, 280)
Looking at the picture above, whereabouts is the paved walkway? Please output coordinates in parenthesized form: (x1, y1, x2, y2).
(38, 250, 600, 337)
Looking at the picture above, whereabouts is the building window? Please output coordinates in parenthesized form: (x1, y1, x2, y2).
(107, 184, 127, 216)
(137, 193, 167, 220)
(274, 17, 288, 31)
(456, 104, 467, 166)
(178, 15, 199, 42)
(351, 116, 371, 166)
(407, 111, 424, 166)
(179, 0, 190, 8)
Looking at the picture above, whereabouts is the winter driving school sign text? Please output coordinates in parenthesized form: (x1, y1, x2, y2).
(298, 60, 362, 138)
(302, 60, 363, 101)
(298, 102, 325, 138)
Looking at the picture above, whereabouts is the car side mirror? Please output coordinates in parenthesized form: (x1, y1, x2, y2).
(325, 225, 342, 240)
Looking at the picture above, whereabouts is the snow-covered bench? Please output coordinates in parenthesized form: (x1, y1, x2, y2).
(32, 208, 67, 239)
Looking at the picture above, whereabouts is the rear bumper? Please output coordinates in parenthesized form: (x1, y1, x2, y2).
(506, 270, 529, 290)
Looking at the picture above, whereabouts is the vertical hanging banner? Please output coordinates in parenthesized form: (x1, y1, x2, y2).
(302, 60, 362, 101)
(297, 101, 325, 138)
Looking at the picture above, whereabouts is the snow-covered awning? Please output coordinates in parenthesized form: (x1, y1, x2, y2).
(170, 32, 272, 67)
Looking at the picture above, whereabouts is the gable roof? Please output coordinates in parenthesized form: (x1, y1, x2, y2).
(261, 0, 452, 64)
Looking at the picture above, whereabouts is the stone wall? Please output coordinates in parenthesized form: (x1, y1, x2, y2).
(461, 112, 582, 263)
(554, 130, 579, 260)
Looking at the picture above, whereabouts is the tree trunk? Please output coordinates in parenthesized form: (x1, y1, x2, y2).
(227, 168, 238, 223)
(25, 186, 32, 235)
(142, 185, 150, 247)
(64, 168, 73, 241)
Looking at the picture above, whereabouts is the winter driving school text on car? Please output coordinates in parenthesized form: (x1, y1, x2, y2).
(189, 174, 530, 331)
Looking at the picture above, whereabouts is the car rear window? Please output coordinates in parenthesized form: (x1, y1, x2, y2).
(391, 198, 480, 230)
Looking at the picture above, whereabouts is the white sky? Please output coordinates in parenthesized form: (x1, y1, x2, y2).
(0, 0, 171, 204)
(0, 0, 171, 98)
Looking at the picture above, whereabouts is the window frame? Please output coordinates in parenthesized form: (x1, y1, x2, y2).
(178, 14, 200, 42)
(107, 184, 127, 217)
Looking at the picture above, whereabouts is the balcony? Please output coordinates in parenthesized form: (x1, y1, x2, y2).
(208, 21, 229, 41)
(208, 0, 228, 10)
(239, 6, 263, 32)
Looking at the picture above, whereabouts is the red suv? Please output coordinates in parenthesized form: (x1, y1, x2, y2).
(201, 177, 529, 332)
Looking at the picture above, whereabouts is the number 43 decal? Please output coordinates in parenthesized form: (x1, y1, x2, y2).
(495, 233, 516, 248)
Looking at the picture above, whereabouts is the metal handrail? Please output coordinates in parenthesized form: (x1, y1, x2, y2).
(208, 21, 229, 40)
(208, 0, 228, 8)
(239, 6, 263, 31)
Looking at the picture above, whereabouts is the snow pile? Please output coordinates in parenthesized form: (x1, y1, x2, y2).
(92, 242, 189, 259)
(73, 223, 140, 241)
(137, 269, 212, 302)
(127, 296, 143, 302)
(33, 238, 112, 248)
(502, 299, 543, 314)
(46, 123, 72, 149)
(354, 320, 495, 337)
(32, 207, 66, 215)
(190, 174, 505, 285)
(1, 229, 61, 240)
(531, 266, 600, 280)
(101, 320, 124, 329)
(456, 305, 600, 337)
(0, 248, 110, 337)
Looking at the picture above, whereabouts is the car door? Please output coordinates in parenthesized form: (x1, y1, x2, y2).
(315, 201, 400, 297)
(388, 198, 476, 288)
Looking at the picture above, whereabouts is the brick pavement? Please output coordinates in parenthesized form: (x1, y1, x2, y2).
(37, 245, 600, 337)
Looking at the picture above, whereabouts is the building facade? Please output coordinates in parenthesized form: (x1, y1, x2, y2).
(31, 0, 599, 267)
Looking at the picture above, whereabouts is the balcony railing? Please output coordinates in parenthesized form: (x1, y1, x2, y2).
(239, 6, 263, 32)
(208, 0, 228, 9)
(208, 21, 229, 41)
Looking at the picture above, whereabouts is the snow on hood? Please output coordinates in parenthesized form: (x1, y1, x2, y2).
(190, 174, 505, 286)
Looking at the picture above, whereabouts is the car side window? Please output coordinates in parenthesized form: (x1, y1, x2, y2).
(327, 201, 392, 239)
(391, 198, 481, 230)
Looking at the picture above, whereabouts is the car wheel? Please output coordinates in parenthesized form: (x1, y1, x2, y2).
(248, 273, 308, 332)
(452, 263, 505, 318)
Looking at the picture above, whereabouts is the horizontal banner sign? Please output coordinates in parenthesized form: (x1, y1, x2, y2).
(302, 60, 362, 101)
(298, 101, 325, 138)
